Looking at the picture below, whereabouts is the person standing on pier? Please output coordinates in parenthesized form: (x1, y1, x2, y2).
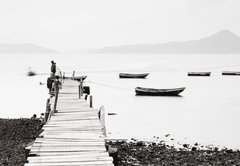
(51, 61, 56, 78)
(47, 77, 54, 93)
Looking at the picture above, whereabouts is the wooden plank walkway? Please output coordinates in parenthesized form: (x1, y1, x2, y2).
(25, 79, 114, 166)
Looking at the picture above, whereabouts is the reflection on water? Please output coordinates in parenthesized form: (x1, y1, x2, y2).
(1, 53, 240, 149)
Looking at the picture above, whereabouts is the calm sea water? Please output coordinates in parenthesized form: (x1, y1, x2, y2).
(1, 53, 240, 149)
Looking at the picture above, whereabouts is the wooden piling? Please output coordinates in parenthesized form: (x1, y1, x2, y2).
(53, 81, 59, 113)
(90, 95, 93, 108)
(78, 84, 82, 99)
(80, 78, 83, 97)
(72, 71, 75, 80)
(45, 103, 51, 124)
(99, 106, 106, 136)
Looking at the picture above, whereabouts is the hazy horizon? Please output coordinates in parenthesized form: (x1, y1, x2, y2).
(0, 0, 240, 51)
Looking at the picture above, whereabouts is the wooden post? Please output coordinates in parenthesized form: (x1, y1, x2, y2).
(59, 71, 63, 88)
(53, 81, 59, 113)
(85, 94, 88, 100)
(99, 106, 106, 136)
(63, 72, 65, 79)
(78, 84, 82, 99)
(72, 71, 75, 80)
(45, 103, 51, 124)
(90, 95, 93, 108)
(80, 78, 83, 97)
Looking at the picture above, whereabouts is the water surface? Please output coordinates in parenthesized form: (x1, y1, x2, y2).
(1, 53, 240, 149)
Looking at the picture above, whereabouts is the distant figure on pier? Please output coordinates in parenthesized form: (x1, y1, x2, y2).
(51, 75, 61, 96)
(51, 61, 56, 74)
(47, 77, 54, 93)
(51, 61, 56, 80)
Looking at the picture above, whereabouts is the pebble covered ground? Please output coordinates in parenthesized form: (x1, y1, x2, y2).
(0, 119, 42, 166)
(1, 118, 240, 166)
(108, 140, 240, 166)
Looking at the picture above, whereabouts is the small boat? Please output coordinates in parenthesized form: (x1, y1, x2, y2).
(119, 73, 149, 79)
(188, 72, 211, 76)
(73, 76, 87, 81)
(222, 71, 240, 75)
(135, 87, 185, 96)
(27, 68, 36, 76)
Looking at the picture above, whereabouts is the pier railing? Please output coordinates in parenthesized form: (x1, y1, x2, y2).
(99, 106, 107, 136)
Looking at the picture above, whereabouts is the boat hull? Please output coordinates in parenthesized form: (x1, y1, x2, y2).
(222, 71, 240, 75)
(27, 71, 36, 76)
(135, 87, 185, 96)
(188, 72, 211, 76)
(73, 76, 87, 81)
(119, 73, 149, 79)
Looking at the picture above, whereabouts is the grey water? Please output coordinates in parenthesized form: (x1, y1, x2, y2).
(1, 53, 240, 149)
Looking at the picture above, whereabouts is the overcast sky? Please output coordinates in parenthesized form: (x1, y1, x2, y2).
(0, 0, 239, 51)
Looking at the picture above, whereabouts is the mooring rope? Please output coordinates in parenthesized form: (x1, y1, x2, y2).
(87, 80, 133, 91)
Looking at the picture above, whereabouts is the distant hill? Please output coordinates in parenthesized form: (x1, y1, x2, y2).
(0, 43, 58, 53)
(75, 30, 240, 54)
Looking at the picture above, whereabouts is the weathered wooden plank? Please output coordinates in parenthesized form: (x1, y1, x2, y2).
(28, 156, 113, 163)
(34, 138, 106, 143)
(29, 151, 109, 156)
(25, 160, 114, 166)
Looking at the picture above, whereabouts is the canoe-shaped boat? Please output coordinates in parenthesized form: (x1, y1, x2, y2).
(73, 76, 87, 81)
(188, 72, 211, 76)
(119, 73, 149, 79)
(135, 87, 185, 96)
(222, 71, 240, 75)
(27, 71, 37, 76)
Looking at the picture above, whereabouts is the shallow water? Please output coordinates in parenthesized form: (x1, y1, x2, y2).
(1, 53, 240, 149)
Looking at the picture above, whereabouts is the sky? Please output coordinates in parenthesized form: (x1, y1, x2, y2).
(0, 0, 240, 51)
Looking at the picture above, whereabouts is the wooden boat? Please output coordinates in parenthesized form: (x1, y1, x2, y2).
(119, 73, 149, 79)
(222, 71, 240, 75)
(188, 72, 211, 76)
(135, 87, 185, 96)
(27, 68, 37, 76)
(73, 76, 87, 81)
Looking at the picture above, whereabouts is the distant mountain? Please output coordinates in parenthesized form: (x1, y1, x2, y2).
(0, 43, 58, 53)
(76, 30, 240, 54)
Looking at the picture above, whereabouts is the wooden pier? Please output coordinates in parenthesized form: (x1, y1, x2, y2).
(25, 79, 114, 166)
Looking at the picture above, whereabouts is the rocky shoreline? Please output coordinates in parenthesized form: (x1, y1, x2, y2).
(0, 118, 42, 166)
(1, 118, 240, 166)
(108, 140, 240, 166)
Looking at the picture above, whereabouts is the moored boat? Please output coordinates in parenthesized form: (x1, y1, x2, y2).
(27, 68, 37, 76)
(135, 87, 185, 96)
(119, 73, 149, 79)
(222, 71, 240, 75)
(73, 76, 87, 81)
(188, 72, 211, 76)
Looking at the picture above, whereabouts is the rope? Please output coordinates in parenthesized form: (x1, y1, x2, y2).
(87, 80, 132, 91)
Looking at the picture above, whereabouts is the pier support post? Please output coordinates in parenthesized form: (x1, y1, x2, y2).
(78, 78, 83, 99)
(44, 98, 51, 124)
(72, 71, 75, 80)
(53, 81, 59, 113)
(90, 95, 93, 108)
(85, 94, 88, 100)
(99, 106, 106, 136)
(45, 103, 51, 124)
